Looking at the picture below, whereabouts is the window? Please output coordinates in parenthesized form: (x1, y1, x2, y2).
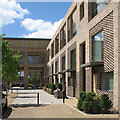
(28, 55, 39, 64)
(51, 42, 54, 58)
(100, 72, 114, 92)
(71, 49, 76, 69)
(60, 25, 66, 49)
(93, 31, 104, 61)
(72, 9, 77, 37)
(52, 64, 54, 74)
(55, 35, 59, 54)
(63, 26, 66, 46)
(92, 1, 106, 17)
(62, 56, 65, 71)
(55, 61, 58, 73)
(88, 0, 107, 21)
(68, 77, 72, 86)
(68, 8, 77, 41)
(80, 2, 84, 20)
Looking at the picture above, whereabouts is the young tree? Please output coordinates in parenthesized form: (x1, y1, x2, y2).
(36, 72, 41, 85)
(2, 40, 22, 94)
(30, 73, 35, 84)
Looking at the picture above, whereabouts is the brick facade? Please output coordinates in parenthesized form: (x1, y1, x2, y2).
(47, 1, 120, 112)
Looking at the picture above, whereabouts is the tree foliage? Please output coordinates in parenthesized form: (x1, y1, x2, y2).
(2, 40, 22, 85)
(30, 72, 41, 85)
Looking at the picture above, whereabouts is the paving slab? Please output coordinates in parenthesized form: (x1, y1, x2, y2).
(11, 90, 62, 107)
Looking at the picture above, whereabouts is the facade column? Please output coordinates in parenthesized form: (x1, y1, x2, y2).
(114, 2, 120, 112)
(24, 51, 28, 89)
(66, 49, 68, 92)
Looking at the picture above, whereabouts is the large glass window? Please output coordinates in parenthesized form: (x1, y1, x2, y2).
(28, 55, 39, 64)
(55, 35, 59, 54)
(80, 2, 84, 20)
(71, 49, 76, 69)
(51, 42, 54, 58)
(92, 1, 106, 18)
(93, 31, 104, 61)
(60, 25, 66, 49)
(62, 56, 65, 71)
(68, 77, 72, 86)
(100, 72, 114, 92)
(88, 0, 108, 21)
(63, 25, 66, 46)
(52, 64, 54, 74)
(55, 61, 58, 73)
(72, 9, 77, 37)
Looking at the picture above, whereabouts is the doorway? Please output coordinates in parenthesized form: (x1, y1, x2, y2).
(80, 42, 86, 91)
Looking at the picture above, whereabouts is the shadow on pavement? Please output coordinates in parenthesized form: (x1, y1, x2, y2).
(12, 96, 36, 98)
(10, 104, 49, 108)
(2, 107, 12, 119)
(2, 118, 119, 120)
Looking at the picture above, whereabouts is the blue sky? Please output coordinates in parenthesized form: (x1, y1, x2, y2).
(1, 0, 72, 38)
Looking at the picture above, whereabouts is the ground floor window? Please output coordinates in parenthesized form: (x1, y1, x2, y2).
(68, 77, 72, 87)
(60, 78, 62, 83)
(100, 72, 114, 92)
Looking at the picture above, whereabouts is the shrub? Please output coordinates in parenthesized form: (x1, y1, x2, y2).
(77, 91, 86, 110)
(99, 94, 113, 113)
(48, 83, 51, 89)
(50, 84, 56, 90)
(92, 95, 101, 114)
(45, 83, 48, 88)
(82, 100, 93, 113)
(57, 83, 62, 91)
(81, 92, 96, 113)
(79, 91, 86, 99)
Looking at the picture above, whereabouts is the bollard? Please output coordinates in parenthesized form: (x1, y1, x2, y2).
(37, 93, 39, 105)
(17, 88, 18, 93)
(63, 91, 65, 104)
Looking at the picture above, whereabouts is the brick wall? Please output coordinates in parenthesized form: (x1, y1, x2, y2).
(89, 12, 114, 72)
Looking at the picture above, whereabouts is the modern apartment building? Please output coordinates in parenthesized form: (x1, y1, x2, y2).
(47, 0, 120, 112)
(3, 37, 50, 88)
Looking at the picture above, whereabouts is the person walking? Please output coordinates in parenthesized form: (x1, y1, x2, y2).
(63, 82, 68, 99)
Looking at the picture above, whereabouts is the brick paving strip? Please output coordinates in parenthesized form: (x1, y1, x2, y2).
(2, 89, 119, 119)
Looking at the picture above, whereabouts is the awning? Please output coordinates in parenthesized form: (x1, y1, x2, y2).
(65, 69, 76, 72)
(80, 61, 104, 68)
(57, 69, 76, 74)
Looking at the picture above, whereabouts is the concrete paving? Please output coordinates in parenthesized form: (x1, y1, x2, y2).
(11, 89, 62, 107)
(3, 89, 119, 119)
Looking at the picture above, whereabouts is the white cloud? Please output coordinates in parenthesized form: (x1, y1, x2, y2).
(21, 18, 63, 38)
(0, 0, 29, 27)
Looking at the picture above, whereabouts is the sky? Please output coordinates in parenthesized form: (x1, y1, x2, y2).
(1, 0, 72, 39)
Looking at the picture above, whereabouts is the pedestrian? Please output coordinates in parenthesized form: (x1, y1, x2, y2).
(63, 82, 68, 99)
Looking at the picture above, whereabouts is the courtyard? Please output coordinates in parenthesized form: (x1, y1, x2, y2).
(2, 89, 118, 119)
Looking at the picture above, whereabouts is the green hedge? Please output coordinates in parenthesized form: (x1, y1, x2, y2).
(48, 83, 56, 90)
(77, 91, 86, 110)
(99, 94, 113, 113)
(77, 91, 113, 114)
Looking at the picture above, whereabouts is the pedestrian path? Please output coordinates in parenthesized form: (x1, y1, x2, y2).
(11, 89, 62, 107)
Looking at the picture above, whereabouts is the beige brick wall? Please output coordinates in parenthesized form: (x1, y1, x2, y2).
(47, 1, 119, 111)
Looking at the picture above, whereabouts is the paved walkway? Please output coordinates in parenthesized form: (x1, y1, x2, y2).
(3, 89, 119, 119)
(11, 90, 62, 107)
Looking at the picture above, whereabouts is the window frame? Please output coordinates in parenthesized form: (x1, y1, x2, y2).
(93, 30, 104, 62)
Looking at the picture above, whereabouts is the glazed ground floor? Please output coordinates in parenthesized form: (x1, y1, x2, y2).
(18, 66, 46, 88)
